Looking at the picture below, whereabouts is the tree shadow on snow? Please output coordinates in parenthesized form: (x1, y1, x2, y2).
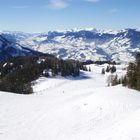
(65, 71, 91, 81)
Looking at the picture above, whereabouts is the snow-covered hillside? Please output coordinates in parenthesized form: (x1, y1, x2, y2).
(1, 64, 140, 140)
(15, 28, 140, 63)
(0, 33, 43, 61)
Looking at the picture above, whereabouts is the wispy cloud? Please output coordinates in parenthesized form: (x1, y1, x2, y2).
(47, 0, 69, 9)
(109, 8, 118, 13)
(12, 5, 30, 9)
(46, 0, 100, 10)
(85, 0, 100, 3)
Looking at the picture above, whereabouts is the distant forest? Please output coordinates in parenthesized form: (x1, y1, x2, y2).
(0, 55, 86, 94)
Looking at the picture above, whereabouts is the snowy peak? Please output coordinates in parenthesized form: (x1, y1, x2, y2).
(1, 28, 140, 63)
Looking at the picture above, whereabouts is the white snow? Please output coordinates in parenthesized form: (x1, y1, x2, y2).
(0, 64, 140, 140)
(3, 63, 7, 67)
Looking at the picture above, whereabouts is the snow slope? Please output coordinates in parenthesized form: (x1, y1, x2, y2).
(1, 64, 140, 140)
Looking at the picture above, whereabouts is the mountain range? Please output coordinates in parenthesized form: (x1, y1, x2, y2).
(1, 28, 140, 62)
(0, 32, 44, 61)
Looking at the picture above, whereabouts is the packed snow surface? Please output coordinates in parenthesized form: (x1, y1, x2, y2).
(1, 64, 140, 140)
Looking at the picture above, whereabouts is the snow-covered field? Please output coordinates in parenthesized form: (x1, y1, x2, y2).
(1, 64, 140, 140)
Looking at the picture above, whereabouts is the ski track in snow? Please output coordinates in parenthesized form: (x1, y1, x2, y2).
(0, 64, 140, 140)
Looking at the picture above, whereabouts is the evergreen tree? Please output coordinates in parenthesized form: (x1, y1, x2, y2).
(110, 65, 116, 73)
(89, 67, 91, 72)
(106, 65, 110, 72)
(127, 62, 137, 89)
(135, 60, 140, 90)
(101, 68, 105, 74)
(122, 76, 127, 86)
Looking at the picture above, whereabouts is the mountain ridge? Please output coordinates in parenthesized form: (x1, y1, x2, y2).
(0, 33, 45, 61)
(1, 28, 140, 63)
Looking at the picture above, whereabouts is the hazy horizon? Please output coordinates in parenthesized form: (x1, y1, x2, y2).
(1, 27, 140, 34)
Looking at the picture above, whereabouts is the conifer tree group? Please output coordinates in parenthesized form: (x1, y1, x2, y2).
(0, 55, 83, 94)
(122, 53, 140, 91)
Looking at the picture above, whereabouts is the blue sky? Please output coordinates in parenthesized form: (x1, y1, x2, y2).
(0, 0, 140, 32)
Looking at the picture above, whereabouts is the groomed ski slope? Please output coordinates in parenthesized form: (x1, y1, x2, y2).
(1, 64, 140, 140)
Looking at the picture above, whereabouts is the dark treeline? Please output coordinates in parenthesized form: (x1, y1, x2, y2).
(122, 53, 140, 91)
(0, 55, 83, 94)
(82, 60, 117, 65)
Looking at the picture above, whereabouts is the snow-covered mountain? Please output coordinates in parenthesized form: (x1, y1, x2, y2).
(1, 28, 140, 62)
(0, 32, 43, 61)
